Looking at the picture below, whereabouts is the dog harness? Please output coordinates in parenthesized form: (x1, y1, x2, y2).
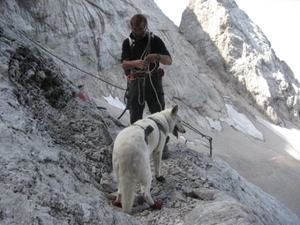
(132, 117, 166, 147)
(148, 117, 165, 134)
(148, 117, 167, 150)
(131, 124, 154, 145)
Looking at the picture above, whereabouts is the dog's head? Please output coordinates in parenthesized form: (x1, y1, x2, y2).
(168, 105, 186, 138)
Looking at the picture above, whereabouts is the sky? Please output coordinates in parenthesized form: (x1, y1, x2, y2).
(154, 0, 300, 81)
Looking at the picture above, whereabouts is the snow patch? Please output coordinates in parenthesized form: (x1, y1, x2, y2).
(103, 95, 125, 110)
(257, 116, 300, 153)
(220, 104, 264, 141)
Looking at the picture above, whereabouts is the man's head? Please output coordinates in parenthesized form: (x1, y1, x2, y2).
(130, 14, 148, 39)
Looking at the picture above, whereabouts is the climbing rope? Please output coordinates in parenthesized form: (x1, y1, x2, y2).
(19, 30, 126, 91)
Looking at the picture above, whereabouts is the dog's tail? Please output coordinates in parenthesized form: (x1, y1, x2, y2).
(119, 170, 135, 213)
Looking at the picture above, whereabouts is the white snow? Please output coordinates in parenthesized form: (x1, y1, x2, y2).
(256, 116, 300, 153)
(103, 95, 126, 110)
(220, 104, 264, 140)
(205, 117, 222, 132)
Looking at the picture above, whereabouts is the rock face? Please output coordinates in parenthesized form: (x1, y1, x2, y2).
(1, 0, 300, 224)
(0, 26, 299, 223)
(1, 0, 299, 129)
(0, 0, 236, 129)
(180, 0, 300, 127)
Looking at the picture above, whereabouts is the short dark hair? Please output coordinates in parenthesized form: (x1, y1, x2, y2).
(130, 14, 148, 27)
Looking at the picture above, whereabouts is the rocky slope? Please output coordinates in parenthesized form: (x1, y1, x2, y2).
(180, 0, 300, 127)
(1, 0, 300, 224)
(1, 24, 299, 224)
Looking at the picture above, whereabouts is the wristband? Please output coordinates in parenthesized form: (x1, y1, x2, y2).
(156, 54, 162, 62)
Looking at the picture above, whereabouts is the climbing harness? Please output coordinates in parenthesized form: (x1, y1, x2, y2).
(118, 31, 164, 119)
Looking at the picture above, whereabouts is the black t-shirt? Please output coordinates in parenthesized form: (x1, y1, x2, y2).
(121, 32, 171, 72)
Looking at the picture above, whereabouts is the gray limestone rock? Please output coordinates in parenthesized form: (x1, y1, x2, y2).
(0, 0, 300, 224)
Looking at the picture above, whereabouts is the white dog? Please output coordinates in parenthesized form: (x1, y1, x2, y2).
(112, 105, 186, 213)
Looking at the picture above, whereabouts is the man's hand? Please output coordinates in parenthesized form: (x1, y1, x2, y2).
(145, 54, 159, 63)
(134, 59, 149, 69)
(145, 54, 172, 65)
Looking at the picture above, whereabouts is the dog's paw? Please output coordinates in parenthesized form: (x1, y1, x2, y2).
(156, 176, 165, 183)
(112, 196, 122, 208)
(150, 200, 163, 210)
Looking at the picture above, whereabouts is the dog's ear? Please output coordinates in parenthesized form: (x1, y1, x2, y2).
(165, 101, 171, 109)
(171, 104, 178, 115)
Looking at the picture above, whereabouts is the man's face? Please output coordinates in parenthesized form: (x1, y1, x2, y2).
(131, 23, 147, 39)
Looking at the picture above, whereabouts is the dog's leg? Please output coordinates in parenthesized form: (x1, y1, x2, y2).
(150, 199, 163, 210)
(141, 180, 163, 210)
(136, 158, 163, 210)
(112, 195, 122, 208)
(156, 176, 165, 182)
(141, 182, 154, 206)
(153, 147, 165, 182)
(138, 160, 155, 206)
(114, 191, 122, 207)
(113, 149, 135, 213)
(112, 155, 122, 208)
(137, 148, 164, 210)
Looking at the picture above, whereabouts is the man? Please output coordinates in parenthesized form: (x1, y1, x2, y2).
(121, 14, 172, 159)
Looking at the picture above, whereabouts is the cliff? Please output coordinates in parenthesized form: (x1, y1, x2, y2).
(0, 0, 300, 224)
